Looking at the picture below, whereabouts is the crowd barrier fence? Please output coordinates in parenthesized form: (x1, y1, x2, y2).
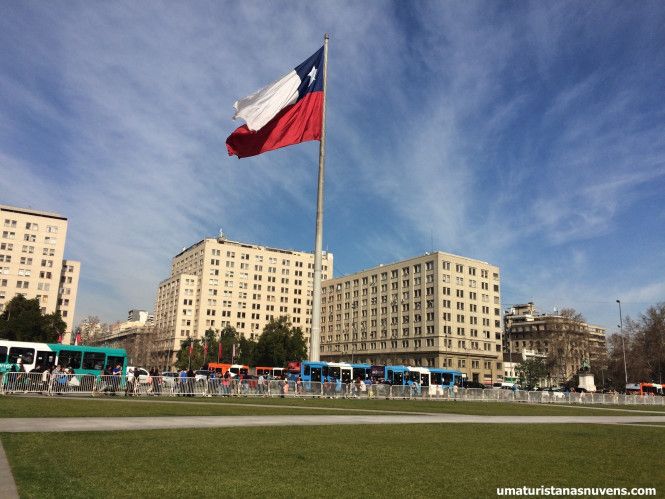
(1, 372, 663, 406)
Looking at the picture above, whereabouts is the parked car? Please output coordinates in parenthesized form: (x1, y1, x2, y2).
(462, 381, 486, 389)
(194, 370, 211, 382)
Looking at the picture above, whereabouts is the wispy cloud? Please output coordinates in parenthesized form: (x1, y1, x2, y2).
(1, 1, 663, 333)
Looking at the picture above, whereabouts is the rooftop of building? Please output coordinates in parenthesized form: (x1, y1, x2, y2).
(324, 250, 498, 282)
(504, 304, 606, 333)
(0, 204, 67, 221)
(174, 235, 333, 260)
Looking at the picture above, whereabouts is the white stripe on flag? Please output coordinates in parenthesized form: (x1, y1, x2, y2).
(233, 70, 301, 131)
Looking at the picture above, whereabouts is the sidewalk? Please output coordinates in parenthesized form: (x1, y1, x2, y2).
(1, 414, 665, 432)
(0, 441, 19, 499)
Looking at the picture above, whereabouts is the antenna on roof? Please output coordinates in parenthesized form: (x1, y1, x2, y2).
(218, 228, 225, 241)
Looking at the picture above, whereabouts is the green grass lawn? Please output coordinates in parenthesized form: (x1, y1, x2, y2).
(1, 395, 663, 417)
(0, 396, 357, 418)
(2, 424, 663, 498)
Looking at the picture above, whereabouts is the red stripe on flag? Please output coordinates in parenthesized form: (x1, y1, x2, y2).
(226, 91, 323, 158)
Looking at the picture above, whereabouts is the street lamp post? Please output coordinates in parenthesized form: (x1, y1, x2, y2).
(616, 299, 628, 385)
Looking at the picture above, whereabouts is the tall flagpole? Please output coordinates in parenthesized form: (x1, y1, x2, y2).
(310, 33, 329, 362)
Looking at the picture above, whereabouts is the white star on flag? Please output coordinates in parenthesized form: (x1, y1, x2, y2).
(307, 66, 317, 87)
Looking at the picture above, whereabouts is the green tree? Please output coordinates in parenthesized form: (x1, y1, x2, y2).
(174, 337, 200, 370)
(253, 316, 307, 366)
(516, 358, 548, 388)
(0, 295, 65, 342)
(218, 325, 239, 363)
(238, 335, 257, 365)
(173, 326, 257, 370)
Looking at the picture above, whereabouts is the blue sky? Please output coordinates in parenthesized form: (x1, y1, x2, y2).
(1, 1, 664, 332)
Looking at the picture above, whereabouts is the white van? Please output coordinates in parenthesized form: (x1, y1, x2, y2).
(492, 382, 515, 390)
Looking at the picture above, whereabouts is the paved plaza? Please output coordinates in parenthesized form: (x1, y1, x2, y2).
(2, 413, 665, 433)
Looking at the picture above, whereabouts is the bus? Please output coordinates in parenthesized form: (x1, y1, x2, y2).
(207, 363, 249, 377)
(350, 363, 372, 381)
(254, 366, 285, 378)
(286, 361, 301, 376)
(383, 365, 414, 385)
(0, 339, 127, 376)
(408, 367, 431, 386)
(299, 361, 328, 382)
(429, 368, 463, 387)
(625, 383, 663, 396)
(327, 362, 353, 383)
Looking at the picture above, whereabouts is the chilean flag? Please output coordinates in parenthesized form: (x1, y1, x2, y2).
(226, 47, 324, 158)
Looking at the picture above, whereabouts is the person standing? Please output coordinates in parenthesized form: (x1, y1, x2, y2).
(179, 368, 188, 396)
(40, 366, 51, 394)
(258, 374, 265, 395)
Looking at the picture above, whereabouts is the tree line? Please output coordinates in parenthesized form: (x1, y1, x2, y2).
(605, 302, 665, 388)
(0, 295, 66, 342)
(173, 316, 307, 370)
(514, 303, 665, 390)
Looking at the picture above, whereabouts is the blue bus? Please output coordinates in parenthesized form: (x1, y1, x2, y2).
(0, 339, 128, 376)
(326, 362, 353, 383)
(429, 368, 463, 387)
(383, 365, 418, 385)
(408, 367, 431, 386)
(298, 361, 328, 382)
(350, 363, 372, 381)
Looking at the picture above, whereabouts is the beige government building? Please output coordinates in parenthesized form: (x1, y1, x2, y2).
(503, 302, 607, 384)
(1, 204, 80, 342)
(320, 252, 503, 384)
(153, 235, 333, 362)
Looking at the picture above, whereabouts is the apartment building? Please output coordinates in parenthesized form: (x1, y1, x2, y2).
(153, 235, 333, 361)
(320, 252, 503, 384)
(128, 309, 154, 324)
(503, 302, 607, 383)
(0, 204, 81, 341)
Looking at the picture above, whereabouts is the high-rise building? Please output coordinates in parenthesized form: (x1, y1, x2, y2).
(503, 302, 607, 384)
(128, 309, 153, 324)
(0, 204, 81, 342)
(320, 252, 503, 384)
(153, 235, 333, 363)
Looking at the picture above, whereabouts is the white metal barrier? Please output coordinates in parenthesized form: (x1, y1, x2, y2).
(2, 372, 664, 406)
